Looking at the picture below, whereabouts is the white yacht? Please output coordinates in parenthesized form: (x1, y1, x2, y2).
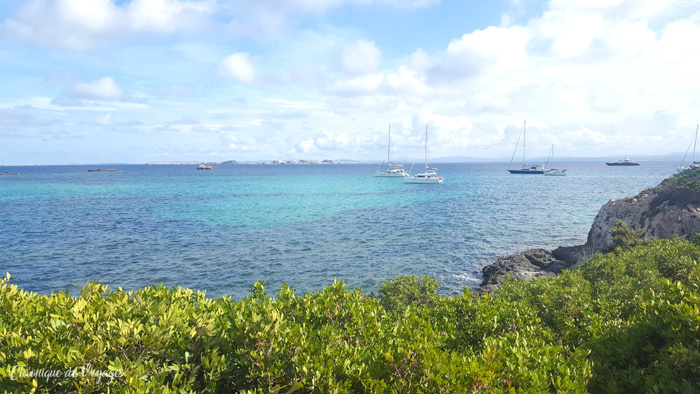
(606, 156, 640, 166)
(405, 126, 443, 184)
(374, 124, 408, 177)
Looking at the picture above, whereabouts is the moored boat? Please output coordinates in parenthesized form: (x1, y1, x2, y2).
(678, 124, 700, 172)
(405, 126, 443, 184)
(544, 145, 567, 176)
(374, 124, 408, 177)
(606, 156, 640, 166)
(508, 120, 545, 174)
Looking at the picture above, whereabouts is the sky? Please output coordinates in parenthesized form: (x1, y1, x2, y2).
(1, 0, 700, 165)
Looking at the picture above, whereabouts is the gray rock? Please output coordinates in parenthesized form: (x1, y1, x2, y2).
(479, 168, 700, 293)
(479, 249, 570, 294)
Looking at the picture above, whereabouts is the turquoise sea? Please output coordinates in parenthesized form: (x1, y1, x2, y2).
(0, 162, 677, 298)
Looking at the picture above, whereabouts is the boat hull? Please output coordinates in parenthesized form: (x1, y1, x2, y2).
(508, 169, 545, 174)
(374, 172, 409, 177)
(544, 172, 566, 176)
(404, 177, 443, 184)
(606, 162, 640, 166)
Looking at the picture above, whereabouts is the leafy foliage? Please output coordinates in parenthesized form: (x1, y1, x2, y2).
(2, 237, 700, 393)
(668, 166, 700, 192)
(606, 219, 647, 252)
(378, 275, 440, 314)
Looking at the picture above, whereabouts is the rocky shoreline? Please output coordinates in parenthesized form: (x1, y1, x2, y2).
(479, 168, 700, 293)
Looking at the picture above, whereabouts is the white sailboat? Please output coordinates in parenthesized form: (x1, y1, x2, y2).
(508, 120, 545, 174)
(544, 144, 567, 176)
(678, 124, 700, 172)
(404, 125, 443, 184)
(374, 124, 408, 177)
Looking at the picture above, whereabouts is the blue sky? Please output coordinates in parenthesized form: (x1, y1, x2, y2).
(1, 0, 700, 164)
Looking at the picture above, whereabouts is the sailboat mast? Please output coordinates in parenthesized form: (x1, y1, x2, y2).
(523, 120, 526, 164)
(545, 144, 553, 168)
(425, 125, 428, 170)
(388, 124, 391, 164)
(694, 124, 698, 162)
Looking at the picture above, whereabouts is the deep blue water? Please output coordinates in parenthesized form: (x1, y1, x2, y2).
(0, 162, 676, 298)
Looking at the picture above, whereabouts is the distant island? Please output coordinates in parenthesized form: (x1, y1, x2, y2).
(86, 169, 119, 172)
(147, 159, 351, 165)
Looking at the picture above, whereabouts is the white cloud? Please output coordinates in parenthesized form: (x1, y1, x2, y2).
(219, 53, 257, 84)
(5, 0, 700, 163)
(222, 134, 255, 151)
(326, 73, 385, 95)
(0, 0, 212, 52)
(71, 77, 124, 100)
(0, 0, 440, 53)
(293, 131, 352, 153)
(191, 124, 211, 132)
(262, 110, 309, 119)
(152, 85, 194, 98)
(340, 39, 382, 74)
(328, 94, 400, 116)
(426, 25, 531, 82)
(533, 10, 606, 58)
(315, 131, 350, 150)
(79, 113, 113, 126)
(126, 0, 211, 32)
(170, 117, 199, 125)
(547, 0, 674, 20)
(606, 20, 655, 59)
(0, 105, 53, 127)
(228, 0, 438, 17)
(294, 137, 316, 154)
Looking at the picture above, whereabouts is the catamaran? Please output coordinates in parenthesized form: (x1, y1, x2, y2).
(508, 120, 545, 174)
(404, 126, 443, 184)
(374, 124, 408, 177)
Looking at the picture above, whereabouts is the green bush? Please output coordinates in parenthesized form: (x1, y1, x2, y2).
(2, 237, 700, 392)
(606, 219, 646, 252)
(377, 275, 440, 314)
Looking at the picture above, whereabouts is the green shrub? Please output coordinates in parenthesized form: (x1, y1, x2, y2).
(2, 237, 700, 392)
(606, 219, 646, 252)
(377, 275, 440, 314)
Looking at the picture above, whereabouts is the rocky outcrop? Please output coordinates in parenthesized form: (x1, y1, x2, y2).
(478, 245, 587, 294)
(87, 169, 118, 172)
(479, 168, 700, 293)
(197, 164, 219, 170)
(586, 186, 700, 255)
(479, 249, 565, 293)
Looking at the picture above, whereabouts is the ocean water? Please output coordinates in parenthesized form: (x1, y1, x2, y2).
(1, 162, 676, 299)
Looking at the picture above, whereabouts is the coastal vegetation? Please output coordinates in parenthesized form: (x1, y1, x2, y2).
(2, 233, 700, 393)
